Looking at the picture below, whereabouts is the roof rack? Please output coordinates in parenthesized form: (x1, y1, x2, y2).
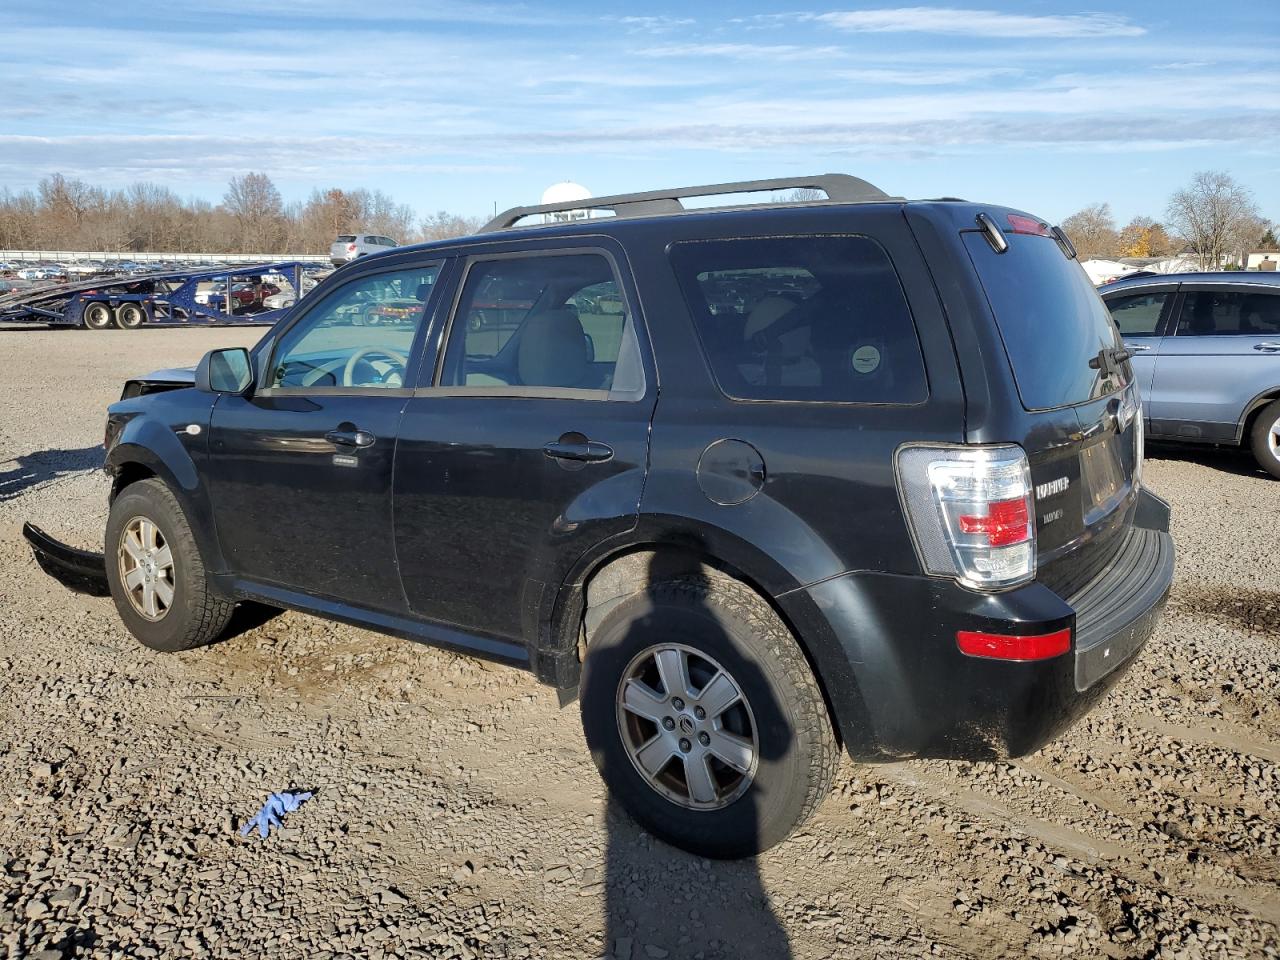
(482, 173, 896, 233)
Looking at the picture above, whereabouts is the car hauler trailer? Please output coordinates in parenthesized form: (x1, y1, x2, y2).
(0, 261, 316, 329)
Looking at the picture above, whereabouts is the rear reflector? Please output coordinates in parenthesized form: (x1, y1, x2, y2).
(957, 628, 1071, 661)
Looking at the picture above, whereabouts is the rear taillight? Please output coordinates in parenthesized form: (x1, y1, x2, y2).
(348, 243, 357, 252)
(895, 444, 1036, 589)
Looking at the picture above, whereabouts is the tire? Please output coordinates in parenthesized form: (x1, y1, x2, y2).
(104, 478, 234, 652)
(1249, 400, 1280, 479)
(83, 302, 112, 330)
(114, 303, 145, 329)
(580, 574, 839, 858)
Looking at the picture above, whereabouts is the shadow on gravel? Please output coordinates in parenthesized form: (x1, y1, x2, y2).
(218, 601, 284, 644)
(1171, 586, 1280, 640)
(1145, 441, 1271, 481)
(600, 562, 792, 960)
(0, 445, 102, 502)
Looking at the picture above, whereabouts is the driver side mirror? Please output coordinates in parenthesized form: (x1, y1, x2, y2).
(195, 347, 254, 395)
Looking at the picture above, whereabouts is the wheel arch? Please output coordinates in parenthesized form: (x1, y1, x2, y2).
(1239, 388, 1280, 443)
(106, 437, 225, 574)
(542, 535, 852, 749)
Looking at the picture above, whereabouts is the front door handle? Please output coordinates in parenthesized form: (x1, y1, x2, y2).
(1253, 342, 1280, 353)
(543, 438, 614, 463)
(1123, 342, 1152, 352)
(325, 428, 376, 448)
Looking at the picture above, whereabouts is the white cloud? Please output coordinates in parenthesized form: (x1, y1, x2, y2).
(811, 7, 1145, 38)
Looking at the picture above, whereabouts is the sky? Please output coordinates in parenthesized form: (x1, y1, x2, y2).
(2, 1, 1277, 227)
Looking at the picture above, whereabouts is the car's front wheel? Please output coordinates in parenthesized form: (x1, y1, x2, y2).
(105, 478, 235, 651)
(1250, 399, 1280, 479)
(580, 574, 839, 858)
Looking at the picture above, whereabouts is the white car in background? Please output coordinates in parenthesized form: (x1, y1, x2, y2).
(330, 234, 398, 266)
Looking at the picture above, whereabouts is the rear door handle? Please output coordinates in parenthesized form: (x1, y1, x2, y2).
(1253, 342, 1280, 353)
(543, 439, 614, 463)
(325, 428, 376, 448)
(1123, 342, 1152, 352)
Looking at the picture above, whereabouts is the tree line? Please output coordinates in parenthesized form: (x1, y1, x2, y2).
(1061, 170, 1275, 268)
(0, 172, 486, 254)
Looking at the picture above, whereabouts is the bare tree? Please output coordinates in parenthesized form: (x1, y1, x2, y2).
(1166, 171, 1261, 270)
(223, 172, 287, 252)
(1060, 202, 1119, 262)
(0, 171, 482, 254)
(418, 210, 485, 242)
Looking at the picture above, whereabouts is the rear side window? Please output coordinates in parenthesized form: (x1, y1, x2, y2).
(669, 236, 928, 403)
(1105, 291, 1168, 335)
(963, 232, 1125, 410)
(1177, 290, 1280, 335)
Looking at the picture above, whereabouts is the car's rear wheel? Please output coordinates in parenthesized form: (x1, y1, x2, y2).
(83, 302, 112, 330)
(580, 574, 839, 858)
(105, 478, 235, 651)
(114, 303, 145, 329)
(1249, 399, 1280, 479)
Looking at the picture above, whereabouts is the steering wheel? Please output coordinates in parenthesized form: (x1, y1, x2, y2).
(343, 346, 408, 387)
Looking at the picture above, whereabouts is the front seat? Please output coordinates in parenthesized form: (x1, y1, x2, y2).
(518, 308, 590, 388)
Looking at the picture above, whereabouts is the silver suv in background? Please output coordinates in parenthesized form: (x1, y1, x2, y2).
(330, 233, 399, 266)
(1100, 272, 1280, 478)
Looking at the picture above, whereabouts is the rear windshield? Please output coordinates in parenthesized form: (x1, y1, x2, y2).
(335, 235, 356, 242)
(963, 231, 1126, 410)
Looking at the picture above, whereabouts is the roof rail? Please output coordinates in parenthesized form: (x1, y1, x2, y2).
(482, 173, 895, 232)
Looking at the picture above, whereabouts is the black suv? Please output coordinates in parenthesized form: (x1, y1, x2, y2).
(55, 176, 1176, 857)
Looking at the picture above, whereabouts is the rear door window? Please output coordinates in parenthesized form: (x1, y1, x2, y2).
(438, 252, 644, 398)
(1105, 290, 1169, 336)
(1176, 290, 1280, 336)
(963, 231, 1125, 410)
(668, 235, 927, 403)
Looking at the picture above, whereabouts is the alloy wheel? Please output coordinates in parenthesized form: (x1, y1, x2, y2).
(118, 516, 175, 621)
(615, 643, 759, 810)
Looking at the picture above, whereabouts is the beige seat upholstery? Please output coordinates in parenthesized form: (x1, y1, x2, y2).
(739, 296, 820, 388)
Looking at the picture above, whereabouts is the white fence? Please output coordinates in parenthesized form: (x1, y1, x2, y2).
(0, 249, 330, 264)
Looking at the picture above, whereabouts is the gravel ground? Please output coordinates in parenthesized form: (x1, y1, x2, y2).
(0, 326, 1277, 960)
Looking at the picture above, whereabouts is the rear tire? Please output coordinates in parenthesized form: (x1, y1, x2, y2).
(114, 303, 145, 329)
(83, 302, 112, 330)
(580, 574, 838, 858)
(1249, 400, 1280, 479)
(105, 479, 234, 652)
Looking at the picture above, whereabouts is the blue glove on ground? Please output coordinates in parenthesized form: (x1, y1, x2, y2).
(240, 790, 313, 839)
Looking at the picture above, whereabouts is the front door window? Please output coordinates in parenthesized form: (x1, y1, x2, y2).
(270, 265, 440, 390)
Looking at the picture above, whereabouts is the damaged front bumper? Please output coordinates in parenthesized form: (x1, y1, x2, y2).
(22, 523, 109, 596)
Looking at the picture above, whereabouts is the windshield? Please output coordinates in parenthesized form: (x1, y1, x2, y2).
(964, 231, 1126, 410)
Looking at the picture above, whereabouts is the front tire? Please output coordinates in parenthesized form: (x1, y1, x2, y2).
(580, 574, 838, 858)
(1250, 400, 1280, 479)
(105, 479, 234, 651)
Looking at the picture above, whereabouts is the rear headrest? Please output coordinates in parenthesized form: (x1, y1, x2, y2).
(415, 282, 431, 302)
(518, 309, 589, 388)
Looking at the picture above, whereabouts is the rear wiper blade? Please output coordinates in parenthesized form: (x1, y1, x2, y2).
(1089, 346, 1133, 370)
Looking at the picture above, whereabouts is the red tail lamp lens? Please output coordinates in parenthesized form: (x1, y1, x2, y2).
(957, 628, 1071, 661)
(957, 498, 1030, 547)
(1006, 214, 1051, 237)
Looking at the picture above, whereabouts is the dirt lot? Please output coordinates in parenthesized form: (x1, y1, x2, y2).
(0, 327, 1277, 960)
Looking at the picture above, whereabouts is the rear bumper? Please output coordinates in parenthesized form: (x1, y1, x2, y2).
(781, 489, 1174, 761)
